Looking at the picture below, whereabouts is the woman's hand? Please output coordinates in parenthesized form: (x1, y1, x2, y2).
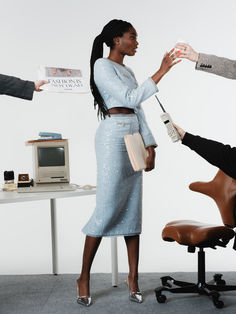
(159, 48, 182, 75)
(145, 146, 156, 172)
(151, 48, 181, 84)
(175, 43, 199, 62)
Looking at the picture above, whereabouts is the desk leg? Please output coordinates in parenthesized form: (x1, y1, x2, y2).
(111, 237, 118, 287)
(50, 198, 58, 275)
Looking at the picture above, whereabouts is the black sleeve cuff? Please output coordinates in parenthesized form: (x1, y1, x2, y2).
(182, 132, 194, 146)
(23, 81, 35, 100)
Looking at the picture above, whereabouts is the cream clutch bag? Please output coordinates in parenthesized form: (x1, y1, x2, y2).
(124, 133, 148, 171)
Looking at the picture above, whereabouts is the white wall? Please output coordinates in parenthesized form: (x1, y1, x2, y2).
(0, 0, 236, 275)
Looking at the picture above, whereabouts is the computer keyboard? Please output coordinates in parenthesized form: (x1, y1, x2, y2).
(17, 183, 77, 193)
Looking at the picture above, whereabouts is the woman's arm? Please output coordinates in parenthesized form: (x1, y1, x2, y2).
(135, 105, 157, 148)
(135, 105, 156, 172)
(94, 51, 180, 109)
(94, 59, 158, 108)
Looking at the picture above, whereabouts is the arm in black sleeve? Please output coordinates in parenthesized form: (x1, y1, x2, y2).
(182, 132, 236, 179)
(0, 74, 35, 100)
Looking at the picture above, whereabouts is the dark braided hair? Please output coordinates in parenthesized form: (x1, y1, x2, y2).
(90, 19, 133, 119)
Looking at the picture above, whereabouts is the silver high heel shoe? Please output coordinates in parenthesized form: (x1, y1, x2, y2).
(76, 281, 92, 307)
(125, 278, 143, 303)
(77, 296, 92, 307)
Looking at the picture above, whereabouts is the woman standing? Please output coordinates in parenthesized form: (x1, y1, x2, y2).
(77, 19, 180, 307)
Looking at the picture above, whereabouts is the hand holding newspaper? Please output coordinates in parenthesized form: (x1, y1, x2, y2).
(38, 66, 88, 93)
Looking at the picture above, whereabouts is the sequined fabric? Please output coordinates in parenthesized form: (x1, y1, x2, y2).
(82, 115, 143, 236)
(94, 58, 158, 147)
(82, 59, 158, 237)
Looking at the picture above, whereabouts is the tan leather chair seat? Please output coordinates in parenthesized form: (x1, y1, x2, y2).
(162, 220, 235, 246)
(155, 171, 236, 308)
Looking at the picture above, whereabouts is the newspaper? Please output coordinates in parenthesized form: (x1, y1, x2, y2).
(38, 66, 88, 93)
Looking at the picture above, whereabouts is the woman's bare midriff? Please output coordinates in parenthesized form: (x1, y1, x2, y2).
(108, 107, 134, 114)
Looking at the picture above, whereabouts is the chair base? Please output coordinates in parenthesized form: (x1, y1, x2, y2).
(155, 274, 236, 308)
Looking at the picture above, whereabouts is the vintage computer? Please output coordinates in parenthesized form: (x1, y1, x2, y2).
(18, 139, 76, 192)
(34, 139, 70, 183)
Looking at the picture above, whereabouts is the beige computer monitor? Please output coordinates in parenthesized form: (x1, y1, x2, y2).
(30, 139, 70, 184)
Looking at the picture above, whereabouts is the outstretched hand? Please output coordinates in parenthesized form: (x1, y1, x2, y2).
(151, 48, 182, 84)
(175, 43, 199, 62)
(34, 80, 49, 92)
(159, 48, 182, 75)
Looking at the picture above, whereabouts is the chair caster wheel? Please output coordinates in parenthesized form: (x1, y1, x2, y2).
(213, 299, 224, 309)
(211, 292, 224, 309)
(161, 276, 172, 288)
(213, 274, 226, 286)
(156, 294, 166, 303)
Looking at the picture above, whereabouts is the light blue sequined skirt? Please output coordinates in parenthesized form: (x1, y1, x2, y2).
(82, 114, 142, 237)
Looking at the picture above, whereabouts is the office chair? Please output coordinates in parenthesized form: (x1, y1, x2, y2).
(155, 170, 236, 308)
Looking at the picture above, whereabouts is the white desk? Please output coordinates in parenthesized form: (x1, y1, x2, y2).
(0, 189, 118, 286)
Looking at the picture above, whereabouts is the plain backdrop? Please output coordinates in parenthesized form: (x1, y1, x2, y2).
(0, 0, 236, 275)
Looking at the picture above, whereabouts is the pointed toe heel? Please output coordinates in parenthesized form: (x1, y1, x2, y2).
(76, 279, 92, 307)
(76, 296, 92, 307)
(125, 277, 143, 303)
(129, 291, 143, 303)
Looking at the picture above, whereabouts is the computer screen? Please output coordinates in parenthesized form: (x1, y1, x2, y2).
(38, 147, 65, 167)
(33, 140, 70, 183)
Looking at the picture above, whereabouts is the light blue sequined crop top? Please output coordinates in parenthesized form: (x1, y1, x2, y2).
(94, 58, 158, 147)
